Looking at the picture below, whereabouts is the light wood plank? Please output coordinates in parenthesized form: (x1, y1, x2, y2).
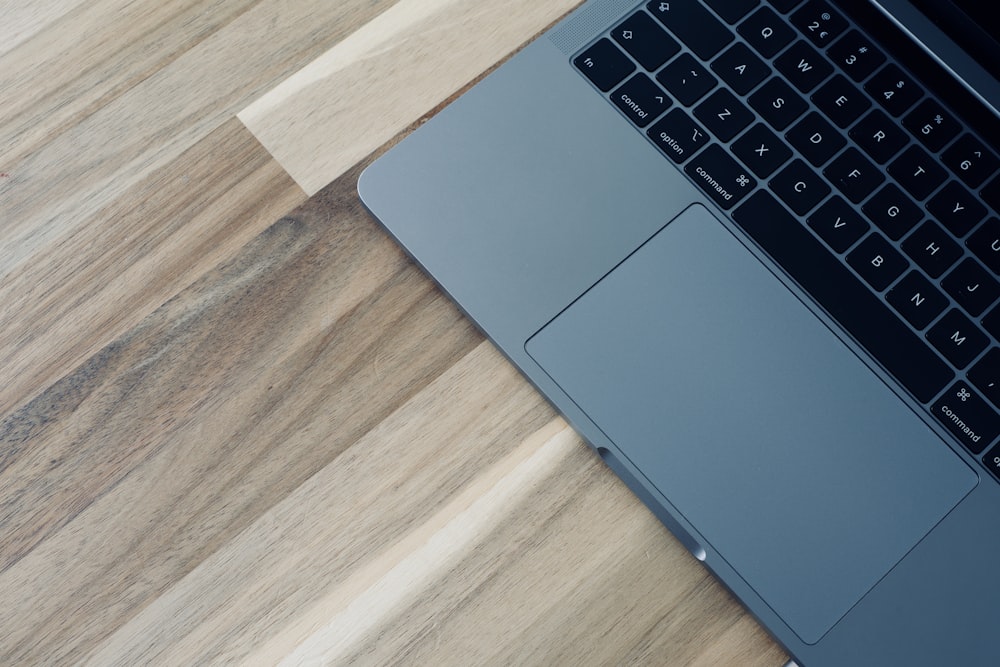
(0, 119, 304, 415)
(239, 0, 582, 195)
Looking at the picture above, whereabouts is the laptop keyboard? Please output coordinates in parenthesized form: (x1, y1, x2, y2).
(573, 0, 1000, 480)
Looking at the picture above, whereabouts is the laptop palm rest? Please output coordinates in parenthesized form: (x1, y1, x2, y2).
(526, 203, 977, 644)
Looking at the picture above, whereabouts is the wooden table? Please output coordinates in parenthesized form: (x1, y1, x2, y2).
(1, 1, 786, 663)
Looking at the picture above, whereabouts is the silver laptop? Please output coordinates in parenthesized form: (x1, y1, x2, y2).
(358, 1, 1000, 663)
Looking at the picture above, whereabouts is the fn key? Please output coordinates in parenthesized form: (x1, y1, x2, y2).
(685, 144, 756, 209)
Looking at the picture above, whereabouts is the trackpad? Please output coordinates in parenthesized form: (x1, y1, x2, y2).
(526, 204, 976, 644)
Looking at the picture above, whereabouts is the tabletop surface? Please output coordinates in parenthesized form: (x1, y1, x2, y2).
(0, 1, 786, 664)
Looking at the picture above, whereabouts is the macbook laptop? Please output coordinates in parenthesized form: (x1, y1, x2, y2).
(357, 1, 1000, 663)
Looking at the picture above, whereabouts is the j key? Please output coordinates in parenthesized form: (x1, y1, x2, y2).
(748, 77, 808, 130)
(613, 11, 680, 72)
(850, 109, 908, 164)
(928, 181, 987, 237)
(900, 220, 961, 279)
(711, 43, 770, 96)
(770, 158, 830, 214)
(787, 111, 845, 166)
(790, 0, 848, 49)
(647, 0, 734, 60)
(847, 233, 908, 291)
(903, 99, 961, 153)
(942, 134, 1000, 189)
(694, 89, 753, 141)
(732, 123, 792, 178)
(889, 145, 947, 201)
(863, 184, 922, 240)
(824, 147, 884, 203)
(704, 0, 760, 24)
(812, 75, 871, 128)
(733, 191, 953, 402)
(738, 6, 795, 58)
(866, 64, 923, 117)
(927, 309, 989, 369)
(775, 40, 833, 93)
(931, 381, 1000, 454)
(647, 109, 710, 163)
(657, 53, 718, 106)
(575, 39, 635, 92)
(969, 348, 1000, 409)
(966, 217, 1000, 274)
(808, 195, 869, 253)
(887, 271, 948, 329)
(684, 143, 757, 209)
(942, 258, 1000, 316)
(612, 74, 672, 127)
(828, 30, 886, 82)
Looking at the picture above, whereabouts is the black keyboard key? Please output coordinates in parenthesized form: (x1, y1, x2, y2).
(969, 348, 1000, 409)
(983, 174, 1000, 213)
(887, 271, 948, 329)
(824, 147, 884, 203)
(748, 77, 808, 130)
(942, 258, 1000, 316)
(901, 221, 962, 278)
(771, 0, 805, 12)
(889, 145, 948, 201)
(685, 143, 757, 209)
(612, 74, 672, 127)
(733, 191, 953, 402)
(732, 123, 792, 177)
(775, 40, 833, 93)
(985, 446, 1000, 480)
(927, 309, 989, 369)
(866, 64, 923, 116)
(711, 43, 771, 95)
(903, 99, 962, 153)
(984, 304, 1000, 340)
(812, 75, 871, 129)
(863, 184, 922, 241)
(647, 109, 710, 163)
(790, 0, 848, 49)
(848, 233, 908, 291)
(613, 11, 681, 72)
(808, 195, 869, 252)
(770, 158, 830, 214)
(787, 111, 846, 166)
(828, 29, 886, 82)
(694, 88, 754, 141)
(932, 382, 1000, 454)
(738, 6, 796, 58)
(850, 109, 908, 164)
(928, 181, 987, 237)
(942, 134, 1000, 189)
(647, 0, 734, 60)
(657, 53, 718, 106)
(575, 39, 636, 92)
(704, 0, 760, 23)
(967, 217, 1000, 274)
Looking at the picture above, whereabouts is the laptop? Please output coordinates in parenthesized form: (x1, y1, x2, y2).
(357, 1, 1000, 663)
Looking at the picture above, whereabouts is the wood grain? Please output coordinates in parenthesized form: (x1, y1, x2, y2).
(239, 0, 582, 195)
(0, 0, 786, 663)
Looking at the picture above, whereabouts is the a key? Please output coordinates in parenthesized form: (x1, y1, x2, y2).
(575, 39, 636, 92)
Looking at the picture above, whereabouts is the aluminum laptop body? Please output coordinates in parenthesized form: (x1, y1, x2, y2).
(358, 1, 1000, 663)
